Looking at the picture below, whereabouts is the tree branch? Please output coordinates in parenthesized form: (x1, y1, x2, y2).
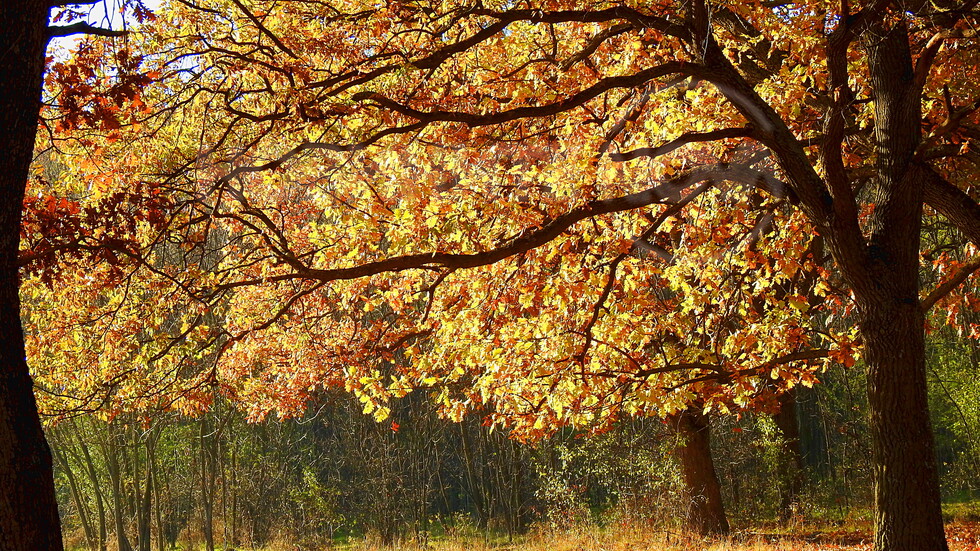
(49, 0, 102, 7)
(47, 22, 127, 39)
(213, 165, 764, 291)
(921, 257, 980, 311)
(351, 62, 702, 127)
(610, 127, 755, 162)
(920, 163, 980, 246)
(228, 0, 297, 58)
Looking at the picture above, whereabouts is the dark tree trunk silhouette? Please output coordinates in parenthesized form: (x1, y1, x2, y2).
(0, 2, 65, 549)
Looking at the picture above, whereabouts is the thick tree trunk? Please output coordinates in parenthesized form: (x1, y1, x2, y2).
(672, 408, 729, 536)
(854, 21, 949, 551)
(0, 2, 66, 550)
(862, 302, 948, 550)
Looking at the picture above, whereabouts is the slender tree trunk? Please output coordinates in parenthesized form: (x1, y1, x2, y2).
(230, 443, 238, 547)
(51, 433, 97, 551)
(138, 433, 154, 551)
(773, 389, 804, 523)
(152, 445, 165, 551)
(459, 421, 487, 527)
(74, 421, 108, 551)
(0, 2, 65, 550)
(103, 424, 134, 551)
(672, 408, 729, 536)
(199, 418, 215, 551)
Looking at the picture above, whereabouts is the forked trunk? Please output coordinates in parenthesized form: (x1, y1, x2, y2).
(0, 2, 66, 550)
(672, 408, 729, 536)
(855, 20, 948, 551)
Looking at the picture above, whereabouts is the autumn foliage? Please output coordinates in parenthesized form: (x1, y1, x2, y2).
(18, 1, 980, 549)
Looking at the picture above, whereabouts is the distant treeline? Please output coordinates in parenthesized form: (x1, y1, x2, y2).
(51, 337, 980, 550)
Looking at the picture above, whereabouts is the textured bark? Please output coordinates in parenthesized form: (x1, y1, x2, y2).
(862, 300, 947, 550)
(0, 2, 66, 550)
(852, 22, 948, 551)
(686, 10, 950, 547)
(672, 408, 729, 536)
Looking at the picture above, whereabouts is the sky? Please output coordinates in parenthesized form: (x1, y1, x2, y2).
(49, 0, 163, 56)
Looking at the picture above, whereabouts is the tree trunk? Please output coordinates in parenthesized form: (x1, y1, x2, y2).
(0, 2, 66, 550)
(458, 421, 488, 528)
(854, 21, 948, 551)
(50, 432, 97, 551)
(74, 420, 108, 551)
(199, 418, 215, 551)
(672, 408, 729, 536)
(773, 389, 804, 523)
(103, 424, 134, 551)
(861, 301, 947, 550)
(138, 434, 154, 551)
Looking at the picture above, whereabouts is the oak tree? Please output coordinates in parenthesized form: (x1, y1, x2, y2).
(26, 1, 980, 550)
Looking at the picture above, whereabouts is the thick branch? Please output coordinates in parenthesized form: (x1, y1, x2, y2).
(920, 163, 980, 245)
(215, 165, 764, 290)
(47, 23, 126, 39)
(351, 62, 701, 127)
(610, 127, 755, 162)
(920, 163, 980, 308)
(921, 257, 980, 311)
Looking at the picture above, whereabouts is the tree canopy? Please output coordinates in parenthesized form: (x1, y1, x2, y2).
(14, 0, 980, 549)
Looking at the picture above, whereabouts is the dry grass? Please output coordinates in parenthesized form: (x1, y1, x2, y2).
(336, 521, 980, 551)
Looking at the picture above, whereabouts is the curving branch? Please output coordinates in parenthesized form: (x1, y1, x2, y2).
(921, 257, 980, 311)
(920, 162, 980, 246)
(610, 126, 755, 162)
(221, 162, 800, 295)
(350, 62, 703, 127)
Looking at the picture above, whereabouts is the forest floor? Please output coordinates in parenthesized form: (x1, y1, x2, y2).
(327, 521, 980, 551)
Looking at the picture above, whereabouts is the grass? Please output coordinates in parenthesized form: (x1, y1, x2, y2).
(322, 520, 980, 551)
(80, 505, 980, 551)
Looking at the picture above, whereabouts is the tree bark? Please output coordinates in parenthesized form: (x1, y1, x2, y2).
(861, 298, 947, 550)
(852, 21, 948, 551)
(0, 2, 66, 550)
(671, 408, 729, 536)
(773, 389, 804, 524)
